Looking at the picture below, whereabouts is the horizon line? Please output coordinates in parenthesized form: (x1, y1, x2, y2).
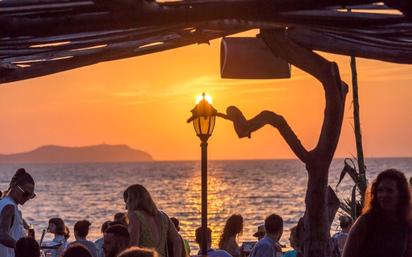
(1, 156, 410, 165)
(155, 156, 412, 162)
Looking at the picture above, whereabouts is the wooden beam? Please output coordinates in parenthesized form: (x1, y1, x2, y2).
(0, 1, 94, 13)
(0, 28, 239, 84)
(286, 27, 412, 63)
(0, 0, 385, 37)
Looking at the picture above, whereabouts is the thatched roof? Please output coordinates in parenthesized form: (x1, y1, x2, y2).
(1, 0, 411, 84)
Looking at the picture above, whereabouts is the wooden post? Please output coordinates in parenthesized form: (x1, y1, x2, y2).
(348, 6, 367, 205)
(350, 55, 367, 204)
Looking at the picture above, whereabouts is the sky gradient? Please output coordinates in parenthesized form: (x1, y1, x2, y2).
(1, 31, 411, 160)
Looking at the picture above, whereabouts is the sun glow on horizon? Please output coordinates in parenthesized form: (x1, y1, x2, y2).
(195, 93, 213, 104)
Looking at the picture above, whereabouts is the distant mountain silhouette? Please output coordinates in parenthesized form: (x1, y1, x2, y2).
(0, 144, 153, 163)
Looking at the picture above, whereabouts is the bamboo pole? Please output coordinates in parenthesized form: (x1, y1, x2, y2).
(348, 8, 367, 206)
(350, 55, 367, 204)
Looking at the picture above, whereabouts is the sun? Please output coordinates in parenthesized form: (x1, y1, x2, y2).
(195, 93, 213, 104)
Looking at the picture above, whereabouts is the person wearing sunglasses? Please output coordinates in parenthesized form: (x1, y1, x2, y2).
(0, 168, 36, 257)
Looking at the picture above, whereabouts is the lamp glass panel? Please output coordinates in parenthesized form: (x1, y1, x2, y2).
(208, 115, 216, 135)
(199, 116, 211, 135)
(193, 117, 201, 135)
(192, 116, 215, 136)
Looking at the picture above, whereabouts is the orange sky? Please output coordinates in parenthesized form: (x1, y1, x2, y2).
(1, 31, 411, 160)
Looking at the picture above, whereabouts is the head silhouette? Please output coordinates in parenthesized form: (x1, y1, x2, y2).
(74, 220, 91, 239)
(15, 237, 40, 257)
(195, 226, 212, 249)
(117, 247, 158, 257)
(362, 169, 411, 224)
(265, 213, 283, 241)
(219, 214, 243, 249)
(103, 225, 130, 257)
(6, 168, 35, 205)
(123, 184, 158, 216)
(48, 218, 66, 236)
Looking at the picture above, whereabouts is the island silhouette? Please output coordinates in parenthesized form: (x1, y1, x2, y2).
(0, 144, 153, 163)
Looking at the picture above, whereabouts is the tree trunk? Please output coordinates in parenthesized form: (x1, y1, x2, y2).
(226, 29, 348, 257)
(303, 165, 332, 257)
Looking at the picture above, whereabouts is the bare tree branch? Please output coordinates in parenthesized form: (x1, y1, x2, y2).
(261, 29, 348, 163)
(226, 106, 309, 163)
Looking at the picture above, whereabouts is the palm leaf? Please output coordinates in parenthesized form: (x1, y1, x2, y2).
(336, 158, 359, 189)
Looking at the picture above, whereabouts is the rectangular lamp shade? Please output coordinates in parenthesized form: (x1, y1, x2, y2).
(220, 37, 291, 79)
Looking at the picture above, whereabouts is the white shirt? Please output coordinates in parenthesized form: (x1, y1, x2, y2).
(0, 196, 25, 257)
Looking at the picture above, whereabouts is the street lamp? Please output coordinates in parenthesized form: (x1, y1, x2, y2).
(187, 92, 218, 256)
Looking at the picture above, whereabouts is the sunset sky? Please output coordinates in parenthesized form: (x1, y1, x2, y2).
(1, 31, 411, 160)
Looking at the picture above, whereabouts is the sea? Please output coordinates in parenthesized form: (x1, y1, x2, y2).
(0, 158, 411, 252)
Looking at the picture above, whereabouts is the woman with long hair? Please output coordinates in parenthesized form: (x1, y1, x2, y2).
(342, 169, 411, 257)
(218, 214, 243, 257)
(124, 184, 182, 257)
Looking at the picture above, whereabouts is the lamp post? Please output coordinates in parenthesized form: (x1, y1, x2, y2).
(187, 93, 218, 256)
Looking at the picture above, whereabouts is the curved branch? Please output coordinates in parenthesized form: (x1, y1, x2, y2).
(226, 106, 309, 163)
(261, 29, 348, 163)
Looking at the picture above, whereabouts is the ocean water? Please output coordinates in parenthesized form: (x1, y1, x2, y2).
(0, 158, 411, 252)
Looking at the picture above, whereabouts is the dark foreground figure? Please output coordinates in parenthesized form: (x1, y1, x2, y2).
(342, 169, 411, 257)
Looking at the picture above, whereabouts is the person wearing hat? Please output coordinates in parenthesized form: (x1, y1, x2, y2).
(243, 222, 283, 257)
(240, 225, 265, 257)
(253, 225, 265, 241)
(249, 214, 283, 257)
